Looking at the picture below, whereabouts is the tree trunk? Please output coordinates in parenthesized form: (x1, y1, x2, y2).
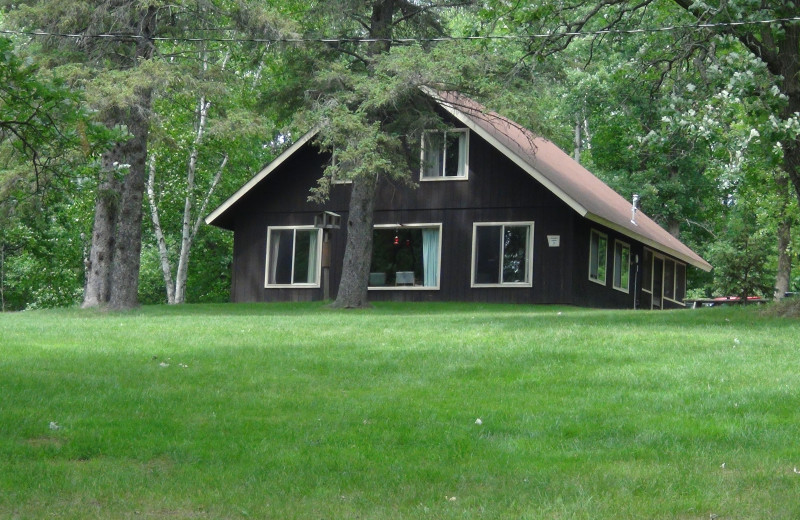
(82, 153, 121, 308)
(330, 173, 378, 308)
(667, 218, 681, 239)
(174, 97, 210, 304)
(774, 174, 792, 300)
(775, 218, 791, 300)
(82, 7, 157, 311)
(108, 90, 152, 310)
(146, 155, 176, 304)
(329, 0, 394, 309)
(1, 243, 5, 312)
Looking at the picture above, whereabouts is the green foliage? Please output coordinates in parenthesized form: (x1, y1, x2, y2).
(709, 205, 775, 300)
(0, 181, 94, 310)
(0, 36, 110, 310)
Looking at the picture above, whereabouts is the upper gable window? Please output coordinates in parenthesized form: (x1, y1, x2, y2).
(421, 129, 468, 180)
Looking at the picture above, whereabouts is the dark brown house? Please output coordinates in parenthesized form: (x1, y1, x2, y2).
(205, 90, 711, 309)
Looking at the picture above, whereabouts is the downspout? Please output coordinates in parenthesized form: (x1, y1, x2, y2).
(633, 254, 640, 310)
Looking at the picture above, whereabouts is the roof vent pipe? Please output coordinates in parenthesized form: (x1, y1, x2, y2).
(631, 194, 639, 225)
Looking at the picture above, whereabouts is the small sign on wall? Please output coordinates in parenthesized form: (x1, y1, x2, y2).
(547, 235, 561, 247)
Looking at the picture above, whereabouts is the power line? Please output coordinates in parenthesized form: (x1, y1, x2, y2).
(1, 17, 798, 45)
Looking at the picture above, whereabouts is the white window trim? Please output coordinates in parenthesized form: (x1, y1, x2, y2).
(588, 229, 608, 286)
(470, 221, 534, 288)
(420, 129, 470, 181)
(612, 239, 631, 294)
(368, 223, 442, 291)
(264, 226, 322, 288)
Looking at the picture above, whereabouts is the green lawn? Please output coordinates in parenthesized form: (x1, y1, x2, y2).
(1, 302, 798, 519)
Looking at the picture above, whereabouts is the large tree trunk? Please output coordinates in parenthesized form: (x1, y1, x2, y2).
(82, 7, 157, 310)
(330, 173, 378, 308)
(774, 174, 793, 300)
(329, 0, 394, 309)
(775, 218, 792, 300)
(108, 89, 152, 310)
(83, 151, 122, 308)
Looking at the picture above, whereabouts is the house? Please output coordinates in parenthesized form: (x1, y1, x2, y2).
(205, 90, 711, 309)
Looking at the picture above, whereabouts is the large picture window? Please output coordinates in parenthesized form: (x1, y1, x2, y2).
(588, 229, 608, 285)
(421, 129, 468, 180)
(613, 240, 631, 292)
(265, 227, 321, 287)
(369, 224, 441, 289)
(471, 222, 534, 287)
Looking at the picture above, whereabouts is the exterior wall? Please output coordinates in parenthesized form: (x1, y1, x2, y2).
(569, 218, 687, 309)
(225, 128, 685, 308)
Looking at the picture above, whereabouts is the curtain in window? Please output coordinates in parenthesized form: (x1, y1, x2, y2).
(306, 230, 318, 283)
(423, 133, 443, 177)
(268, 230, 281, 284)
(422, 228, 439, 287)
(457, 132, 467, 176)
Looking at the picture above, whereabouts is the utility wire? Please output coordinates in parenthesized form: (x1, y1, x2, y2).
(1, 16, 798, 44)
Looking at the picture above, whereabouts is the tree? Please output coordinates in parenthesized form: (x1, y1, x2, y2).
(709, 203, 775, 302)
(485, 0, 800, 213)
(2, 1, 163, 310)
(476, 1, 797, 297)
(1, 36, 106, 310)
(3, 0, 288, 309)
(273, 0, 484, 308)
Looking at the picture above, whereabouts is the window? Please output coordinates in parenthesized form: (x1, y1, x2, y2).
(471, 222, 534, 287)
(265, 227, 321, 287)
(642, 248, 653, 293)
(421, 129, 468, 179)
(663, 259, 686, 303)
(369, 224, 441, 289)
(588, 229, 608, 285)
(664, 258, 675, 300)
(329, 152, 353, 185)
(613, 240, 631, 292)
(675, 263, 686, 302)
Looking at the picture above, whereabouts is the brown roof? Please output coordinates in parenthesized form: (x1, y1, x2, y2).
(428, 89, 711, 271)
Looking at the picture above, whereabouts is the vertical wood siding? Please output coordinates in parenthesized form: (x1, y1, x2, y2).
(226, 128, 684, 308)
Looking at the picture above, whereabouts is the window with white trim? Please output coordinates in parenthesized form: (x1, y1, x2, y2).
(471, 222, 534, 287)
(369, 224, 441, 289)
(265, 227, 321, 287)
(613, 240, 631, 292)
(589, 229, 608, 285)
(421, 129, 468, 179)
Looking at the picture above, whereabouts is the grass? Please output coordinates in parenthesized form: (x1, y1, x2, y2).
(1, 302, 799, 519)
